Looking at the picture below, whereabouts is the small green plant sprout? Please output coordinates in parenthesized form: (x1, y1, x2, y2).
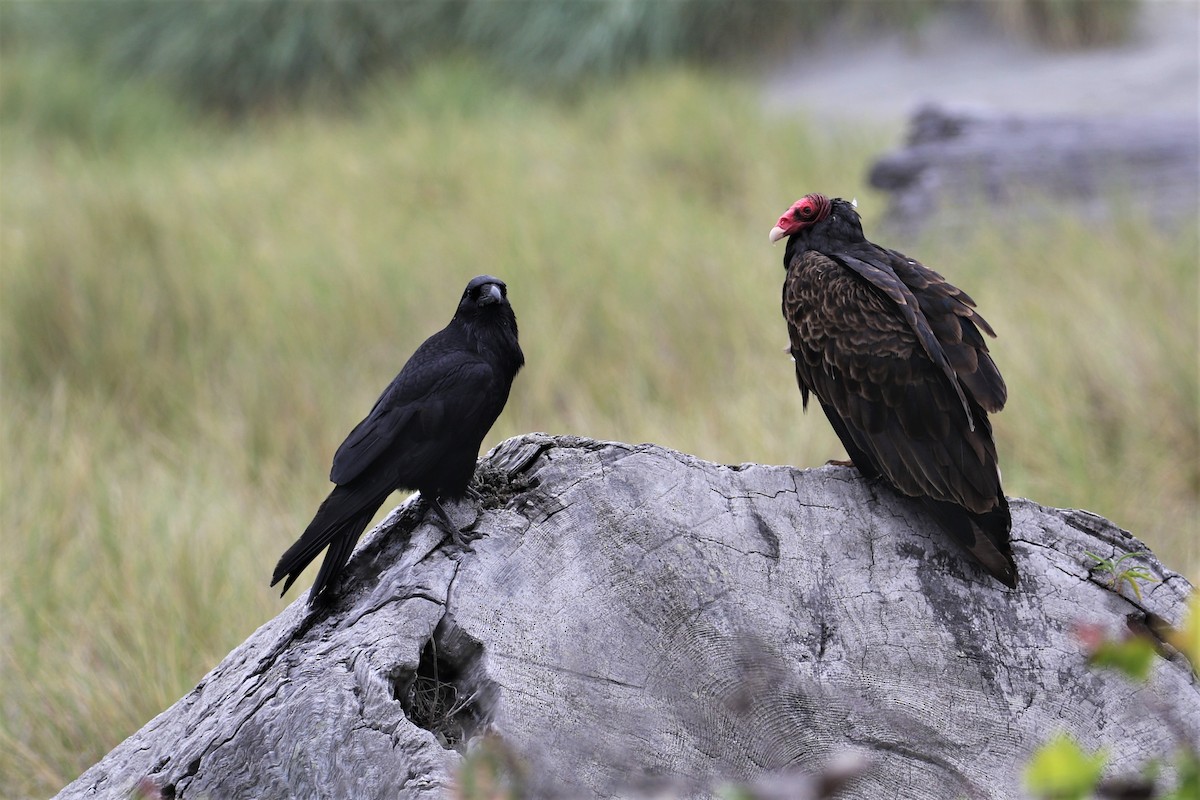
(1075, 621, 1158, 681)
(1024, 733, 1107, 800)
(1172, 593, 1200, 676)
(1084, 550, 1158, 601)
(1169, 748, 1200, 800)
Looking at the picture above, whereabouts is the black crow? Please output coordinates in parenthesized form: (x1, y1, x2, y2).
(770, 194, 1017, 588)
(272, 275, 524, 605)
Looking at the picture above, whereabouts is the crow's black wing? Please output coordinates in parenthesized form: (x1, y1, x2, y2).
(329, 332, 499, 486)
(275, 346, 503, 603)
(330, 395, 414, 486)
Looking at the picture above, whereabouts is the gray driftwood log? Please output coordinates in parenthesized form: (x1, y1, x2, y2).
(868, 105, 1200, 233)
(57, 434, 1196, 799)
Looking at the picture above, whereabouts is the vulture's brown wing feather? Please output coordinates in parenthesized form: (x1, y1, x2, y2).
(784, 250, 1015, 585)
(783, 250, 1006, 517)
(882, 248, 1007, 414)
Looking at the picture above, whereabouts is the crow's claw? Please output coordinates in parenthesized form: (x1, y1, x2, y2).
(427, 495, 481, 552)
(448, 526, 482, 552)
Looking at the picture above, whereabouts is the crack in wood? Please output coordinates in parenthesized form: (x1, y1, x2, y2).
(490, 651, 648, 691)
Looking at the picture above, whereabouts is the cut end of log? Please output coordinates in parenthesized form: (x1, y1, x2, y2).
(55, 434, 1197, 800)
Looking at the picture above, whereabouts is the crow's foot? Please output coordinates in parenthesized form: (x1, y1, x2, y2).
(427, 495, 479, 552)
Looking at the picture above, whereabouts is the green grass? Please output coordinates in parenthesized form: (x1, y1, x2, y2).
(1, 58, 1196, 797)
(4, 0, 1140, 114)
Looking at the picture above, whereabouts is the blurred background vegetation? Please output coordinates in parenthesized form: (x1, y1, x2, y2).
(2, 0, 1139, 114)
(2, 0, 1191, 797)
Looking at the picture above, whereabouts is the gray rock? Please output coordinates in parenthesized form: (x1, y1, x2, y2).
(56, 434, 1197, 800)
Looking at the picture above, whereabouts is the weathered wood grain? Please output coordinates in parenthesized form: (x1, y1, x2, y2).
(56, 434, 1197, 799)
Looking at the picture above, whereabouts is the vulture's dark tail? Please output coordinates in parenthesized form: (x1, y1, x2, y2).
(923, 495, 1018, 589)
(272, 485, 388, 605)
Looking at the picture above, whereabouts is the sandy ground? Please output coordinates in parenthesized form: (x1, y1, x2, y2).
(762, 1, 1199, 124)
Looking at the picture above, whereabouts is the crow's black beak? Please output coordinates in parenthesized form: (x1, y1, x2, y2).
(478, 283, 503, 306)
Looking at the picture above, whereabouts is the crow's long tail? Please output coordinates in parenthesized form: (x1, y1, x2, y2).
(272, 485, 388, 605)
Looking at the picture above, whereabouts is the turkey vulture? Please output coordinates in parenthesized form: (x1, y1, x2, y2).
(272, 275, 524, 605)
(769, 194, 1017, 588)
